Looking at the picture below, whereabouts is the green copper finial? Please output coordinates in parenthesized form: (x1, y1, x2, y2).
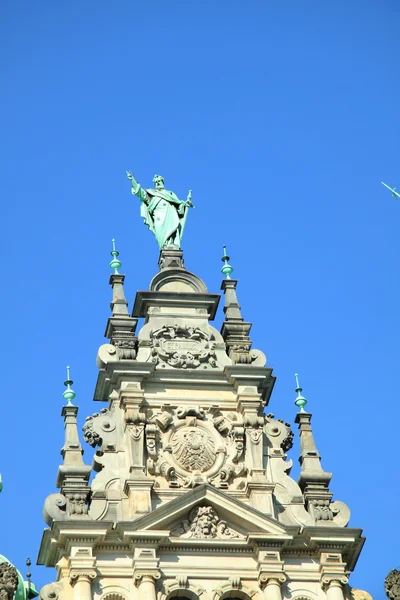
(109, 238, 122, 274)
(62, 365, 76, 405)
(294, 373, 307, 412)
(382, 181, 400, 200)
(221, 245, 234, 279)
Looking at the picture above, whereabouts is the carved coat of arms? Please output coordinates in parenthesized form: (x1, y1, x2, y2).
(150, 325, 217, 369)
(171, 427, 216, 472)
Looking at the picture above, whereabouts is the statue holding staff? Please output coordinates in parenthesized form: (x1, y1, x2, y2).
(126, 172, 194, 249)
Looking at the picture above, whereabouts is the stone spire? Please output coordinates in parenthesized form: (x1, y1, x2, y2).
(294, 374, 350, 526)
(53, 367, 91, 518)
(104, 239, 138, 359)
(220, 246, 255, 364)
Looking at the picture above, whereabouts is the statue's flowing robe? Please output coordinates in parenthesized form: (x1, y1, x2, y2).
(132, 183, 187, 248)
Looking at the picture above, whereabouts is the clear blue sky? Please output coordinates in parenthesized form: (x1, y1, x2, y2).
(1, 1, 399, 597)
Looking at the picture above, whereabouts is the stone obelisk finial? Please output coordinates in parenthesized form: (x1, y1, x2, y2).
(105, 239, 137, 358)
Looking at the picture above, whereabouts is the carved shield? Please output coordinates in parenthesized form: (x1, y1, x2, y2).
(171, 427, 216, 472)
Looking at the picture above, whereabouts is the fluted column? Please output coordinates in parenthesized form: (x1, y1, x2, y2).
(70, 570, 96, 600)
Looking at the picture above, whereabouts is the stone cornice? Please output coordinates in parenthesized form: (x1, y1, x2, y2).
(37, 522, 113, 567)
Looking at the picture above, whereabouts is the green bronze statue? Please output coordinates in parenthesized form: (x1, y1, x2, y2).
(126, 172, 194, 249)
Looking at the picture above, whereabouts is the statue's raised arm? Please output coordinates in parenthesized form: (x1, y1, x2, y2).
(126, 171, 194, 250)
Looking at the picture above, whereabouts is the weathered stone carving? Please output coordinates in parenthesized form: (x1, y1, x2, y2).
(209, 406, 230, 435)
(176, 405, 205, 419)
(40, 582, 63, 600)
(65, 492, 88, 515)
(385, 569, 400, 599)
(83, 408, 115, 448)
(0, 562, 18, 600)
(172, 506, 243, 539)
(113, 337, 137, 359)
(171, 427, 216, 472)
(145, 424, 158, 460)
(154, 410, 174, 431)
(308, 499, 333, 521)
(228, 343, 256, 365)
(150, 325, 217, 369)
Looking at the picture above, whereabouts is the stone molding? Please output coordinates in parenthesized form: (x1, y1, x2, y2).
(212, 581, 260, 599)
(321, 575, 349, 590)
(258, 572, 287, 588)
(69, 569, 97, 585)
(133, 570, 161, 586)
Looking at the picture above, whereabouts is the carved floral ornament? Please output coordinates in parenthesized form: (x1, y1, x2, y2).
(149, 324, 218, 369)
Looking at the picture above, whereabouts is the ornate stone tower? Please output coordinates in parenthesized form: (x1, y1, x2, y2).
(37, 235, 370, 600)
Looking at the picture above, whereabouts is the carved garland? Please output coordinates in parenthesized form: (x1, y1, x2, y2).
(149, 325, 217, 369)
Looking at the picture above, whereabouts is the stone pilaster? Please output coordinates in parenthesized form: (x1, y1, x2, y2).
(133, 547, 160, 600)
(69, 570, 96, 600)
(320, 552, 348, 600)
(259, 574, 286, 600)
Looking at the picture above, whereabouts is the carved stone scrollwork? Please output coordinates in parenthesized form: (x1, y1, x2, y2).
(154, 409, 173, 431)
(39, 583, 62, 600)
(172, 505, 244, 539)
(134, 571, 161, 587)
(209, 406, 230, 435)
(258, 573, 287, 588)
(385, 569, 400, 600)
(150, 325, 218, 369)
(0, 562, 18, 600)
(176, 405, 205, 419)
(145, 424, 158, 460)
(69, 570, 97, 586)
(82, 408, 116, 449)
(265, 413, 294, 453)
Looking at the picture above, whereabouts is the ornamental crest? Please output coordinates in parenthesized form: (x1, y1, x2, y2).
(171, 426, 215, 472)
(150, 325, 217, 369)
(172, 505, 243, 540)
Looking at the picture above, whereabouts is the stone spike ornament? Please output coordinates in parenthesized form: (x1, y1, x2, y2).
(294, 373, 307, 412)
(109, 238, 122, 274)
(221, 245, 233, 279)
(103, 239, 138, 358)
(126, 170, 194, 249)
(62, 366, 76, 405)
(382, 181, 400, 200)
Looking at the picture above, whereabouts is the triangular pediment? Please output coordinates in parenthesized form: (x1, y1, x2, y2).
(120, 484, 297, 541)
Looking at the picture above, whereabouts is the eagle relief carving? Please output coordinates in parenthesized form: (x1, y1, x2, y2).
(171, 427, 216, 472)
